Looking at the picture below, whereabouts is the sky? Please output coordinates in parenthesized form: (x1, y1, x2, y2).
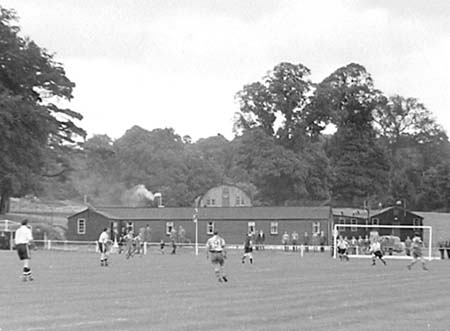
(2, 0, 450, 141)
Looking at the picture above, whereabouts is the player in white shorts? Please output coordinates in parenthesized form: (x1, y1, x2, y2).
(369, 239, 386, 266)
(98, 228, 110, 266)
(337, 236, 349, 262)
(15, 219, 34, 281)
(407, 233, 428, 271)
(206, 230, 228, 282)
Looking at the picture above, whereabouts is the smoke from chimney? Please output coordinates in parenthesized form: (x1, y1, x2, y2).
(121, 184, 155, 207)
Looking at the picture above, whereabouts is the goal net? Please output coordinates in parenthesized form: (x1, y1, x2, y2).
(332, 224, 433, 260)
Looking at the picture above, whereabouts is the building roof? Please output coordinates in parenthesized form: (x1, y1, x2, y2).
(370, 206, 423, 219)
(332, 208, 368, 218)
(71, 206, 331, 221)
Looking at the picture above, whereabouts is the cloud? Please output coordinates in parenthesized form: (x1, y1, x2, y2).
(3, 0, 450, 139)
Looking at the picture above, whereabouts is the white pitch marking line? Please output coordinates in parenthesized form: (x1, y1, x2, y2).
(25, 318, 128, 330)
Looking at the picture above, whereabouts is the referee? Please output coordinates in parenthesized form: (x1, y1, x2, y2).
(15, 219, 34, 281)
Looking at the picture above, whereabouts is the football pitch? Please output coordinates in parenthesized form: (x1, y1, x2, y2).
(1, 248, 449, 331)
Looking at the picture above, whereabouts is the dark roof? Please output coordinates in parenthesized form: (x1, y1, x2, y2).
(73, 206, 331, 221)
(370, 206, 423, 219)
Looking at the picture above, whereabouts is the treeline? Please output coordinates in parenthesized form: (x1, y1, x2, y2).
(1, 6, 450, 213)
(42, 62, 450, 211)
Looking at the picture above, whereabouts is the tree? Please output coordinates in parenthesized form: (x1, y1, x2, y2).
(68, 134, 125, 205)
(316, 63, 390, 205)
(0, 7, 85, 213)
(230, 128, 310, 205)
(234, 62, 315, 148)
(417, 162, 450, 212)
(374, 95, 448, 148)
(372, 95, 450, 209)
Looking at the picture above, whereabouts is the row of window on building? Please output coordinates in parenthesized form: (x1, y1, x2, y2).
(336, 217, 422, 231)
(204, 196, 247, 206)
(76, 219, 322, 237)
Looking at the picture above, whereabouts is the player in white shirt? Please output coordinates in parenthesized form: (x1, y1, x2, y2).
(15, 219, 34, 281)
(206, 230, 228, 282)
(369, 239, 386, 266)
(407, 233, 428, 271)
(98, 228, 110, 266)
(337, 236, 349, 262)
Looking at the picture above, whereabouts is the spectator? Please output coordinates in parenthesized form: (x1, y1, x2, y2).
(143, 225, 152, 244)
(282, 231, 290, 251)
(357, 235, 364, 254)
(303, 232, 310, 252)
(291, 231, 299, 252)
(170, 227, 177, 254)
(159, 240, 165, 254)
(363, 235, 370, 254)
(404, 236, 412, 256)
(438, 241, 446, 259)
(303, 231, 309, 245)
(446, 240, 450, 259)
(350, 236, 357, 255)
(312, 233, 319, 251)
(319, 231, 327, 252)
(258, 230, 265, 250)
(178, 226, 186, 244)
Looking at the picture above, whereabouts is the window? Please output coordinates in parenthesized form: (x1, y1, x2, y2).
(312, 222, 320, 234)
(351, 219, 357, 232)
(211, 199, 216, 206)
(235, 196, 244, 206)
(270, 221, 278, 235)
(207, 221, 214, 235)
(166, 222, 174, 235)
(127, 222, 134, 232)
(413, 218, 421, 228)
(248, 222, 255, 235)
(371, 218, 379, 226)
(77, 219, 86, 234)
(338, 218, 345, 224)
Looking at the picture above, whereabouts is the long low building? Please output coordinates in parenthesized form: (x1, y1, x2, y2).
(67, 206, 333, 245)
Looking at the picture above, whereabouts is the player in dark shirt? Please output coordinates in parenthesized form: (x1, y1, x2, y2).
(241, 233, 254, 264)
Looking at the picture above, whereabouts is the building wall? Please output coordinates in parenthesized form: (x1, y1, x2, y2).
(109, 219, 331, 245)
(370, 208, 423, 241)
(68, 213, 331, 245)
(67, 209, 110, 241)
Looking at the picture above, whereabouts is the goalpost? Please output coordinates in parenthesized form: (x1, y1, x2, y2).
(333, 224, 433, 261)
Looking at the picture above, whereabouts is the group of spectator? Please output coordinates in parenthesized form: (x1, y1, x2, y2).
(335, 235, 372, 255)
(281, 231, 327, 252)
(438, 240, 450, 259)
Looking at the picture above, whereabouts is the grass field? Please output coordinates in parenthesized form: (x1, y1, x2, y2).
(1, 248, 449, 331)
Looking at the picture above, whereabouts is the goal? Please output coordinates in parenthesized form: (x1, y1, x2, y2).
(332, 224, 433, 260)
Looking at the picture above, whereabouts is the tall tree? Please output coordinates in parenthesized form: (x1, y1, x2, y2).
(316, 63, 390, 206)
(417, 162, 450, 212)
(0, 7, 85, 213)
(373, 95, 450, 208)
(230, 128, 310, 205)
(234, 62, 315, 148)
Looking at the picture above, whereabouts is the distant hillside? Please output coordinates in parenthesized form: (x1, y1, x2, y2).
(1, 198, 86, 240)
